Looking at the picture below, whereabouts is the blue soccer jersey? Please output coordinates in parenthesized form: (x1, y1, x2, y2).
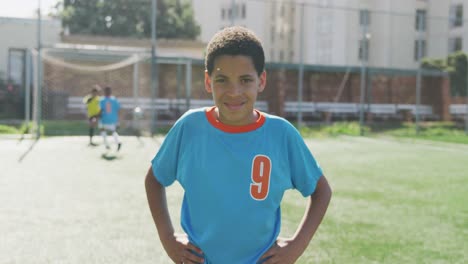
(99, 96, 120, 124)
(151, 106, 323, 264)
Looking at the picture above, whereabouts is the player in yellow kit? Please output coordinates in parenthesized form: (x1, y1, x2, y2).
(83, 85, 101, 145)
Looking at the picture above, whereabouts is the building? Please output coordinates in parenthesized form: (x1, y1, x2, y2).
(0, 16, 61, 87)
(191, 0, 468, 70)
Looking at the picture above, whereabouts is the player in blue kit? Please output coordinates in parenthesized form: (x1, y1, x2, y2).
(99, 86, 122, 151)
(145, 26, 332, 264)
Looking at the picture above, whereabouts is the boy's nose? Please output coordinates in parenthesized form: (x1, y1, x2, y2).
(228, 83, 242, 95)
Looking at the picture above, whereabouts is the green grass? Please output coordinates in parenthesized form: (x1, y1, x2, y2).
(1, 136, 467, 263)
(36, 120, 172, 136)
(0, 120, 173, 136)
(41, 120, 91, 136)
(380, 122, 468, 144)
(281, 136, 468, 263)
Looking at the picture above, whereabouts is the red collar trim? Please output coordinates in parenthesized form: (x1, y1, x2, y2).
(205, 106, 265, 133)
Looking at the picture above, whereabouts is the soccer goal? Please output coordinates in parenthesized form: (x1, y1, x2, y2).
(28, 45, 157, 137)
(27, 44, 207, 137)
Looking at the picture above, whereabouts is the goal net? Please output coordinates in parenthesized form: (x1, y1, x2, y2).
(29, 46, 160, 137)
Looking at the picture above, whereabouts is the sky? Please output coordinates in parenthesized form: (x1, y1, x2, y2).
(0, 0, 59, 18)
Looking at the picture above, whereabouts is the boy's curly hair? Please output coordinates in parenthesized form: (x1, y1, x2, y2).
(205, 26, 265, 76)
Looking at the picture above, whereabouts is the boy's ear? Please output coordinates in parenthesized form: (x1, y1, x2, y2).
(258, 71, 267, 93)
(204, 71, 213, 93)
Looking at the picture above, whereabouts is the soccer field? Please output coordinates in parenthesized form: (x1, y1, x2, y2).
(0, 135, 466, 263)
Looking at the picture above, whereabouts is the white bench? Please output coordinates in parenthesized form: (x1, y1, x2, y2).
(316, 102, 359, 114)
(396, 104, 436, 120)
(316, 102, 359, 120)
(450, 104, 467, 115)
(67, 97, 86, 115)
(368, 104, 400, 120)
(284, 102, 317, 116)
(369, 104, 397, 115)
(68, 96, 269, 118)
(171, 99, 268, 112)
(449, 104, 467, 120)
(283, 102, 405, 120)
(396, 104, 433, 114)
(283, 102, 359, 120)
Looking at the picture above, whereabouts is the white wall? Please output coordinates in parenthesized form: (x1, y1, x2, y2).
(0, 17, 61, 76)
(191, 0, 268, 44)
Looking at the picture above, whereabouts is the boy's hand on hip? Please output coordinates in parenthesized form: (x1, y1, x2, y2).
(258, 237, 302, 264)
(162, 233, 204, 264)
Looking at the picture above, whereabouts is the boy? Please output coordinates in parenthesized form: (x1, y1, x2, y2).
(145, 26, 331, 264)
(99, 86, 122, 151)
(83, 85, 101, 145)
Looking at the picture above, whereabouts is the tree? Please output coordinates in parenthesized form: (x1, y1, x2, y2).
(422, 51, 468, 96)
(53, 0, 200, 39)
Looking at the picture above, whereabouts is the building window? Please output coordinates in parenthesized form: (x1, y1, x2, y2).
(448, 37, 463, 53)
(8, 49, 26, 86)
(289, 51, 294, 62)
(450, 4, 463, 28)
(271, 26, 275, 43)
(318, 14, 332, 33)
(221, 8, 225, 20)
(360, 9, 370, 26)
(414, 39, 427, 60)
(415, 9, 426, 31)
(288, 32, 294, 47)
(241, 3, 246, 18)
(280, 50, 284, 61)
(358, 39, 370, 61)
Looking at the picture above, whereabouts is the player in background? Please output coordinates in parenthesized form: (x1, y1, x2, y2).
(83, 85, 101, 146)
(99, 86, 122, 151)
(145, 26, 332, 264)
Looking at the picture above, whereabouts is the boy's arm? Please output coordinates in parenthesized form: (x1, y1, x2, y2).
(260, 175, 332, 264)
(144, 167, 204, 263)
(291, 175, 332, 254)
(145, 167, 175, 240)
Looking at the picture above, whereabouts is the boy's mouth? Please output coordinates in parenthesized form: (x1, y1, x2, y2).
(224, 102, 245, 111)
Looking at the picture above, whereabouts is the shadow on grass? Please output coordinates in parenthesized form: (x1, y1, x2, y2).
(101, 152, 120, 161)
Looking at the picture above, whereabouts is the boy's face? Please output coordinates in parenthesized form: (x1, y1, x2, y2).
(205, 55, 266, 126)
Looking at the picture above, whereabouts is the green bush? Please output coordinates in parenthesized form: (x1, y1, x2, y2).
(422, 52, 468, 96)
(0, 124, 19, 134)
(298, 122, 370, 137)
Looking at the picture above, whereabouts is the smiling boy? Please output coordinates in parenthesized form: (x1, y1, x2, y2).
(145, 26, 332, 264)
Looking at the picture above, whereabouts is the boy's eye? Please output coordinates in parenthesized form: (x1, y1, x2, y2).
(241, 78, 253, 84)
(215, 78, 226, 83)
